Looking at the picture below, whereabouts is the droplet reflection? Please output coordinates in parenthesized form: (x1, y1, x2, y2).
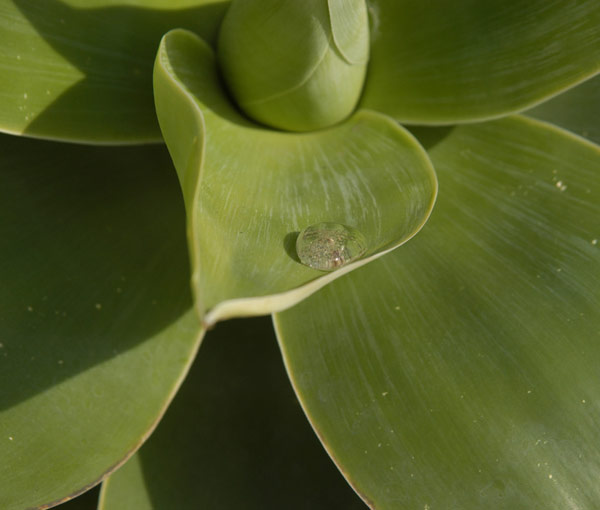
(296, 222, 367, 271)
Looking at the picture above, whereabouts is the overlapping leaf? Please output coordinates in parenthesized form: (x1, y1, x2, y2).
(275, 116, 600, 509)
(99, 318, 366, 510)
(0, 134, 201, 509)
(154, 29, 437, 325)
(363, 0, 600, 124)
(0, 0, 227, 143)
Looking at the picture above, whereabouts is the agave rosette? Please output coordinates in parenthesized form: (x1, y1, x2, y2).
(0, 0, 599, 508)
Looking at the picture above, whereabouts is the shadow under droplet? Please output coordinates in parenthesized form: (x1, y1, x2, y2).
(283, 231, 301, 263)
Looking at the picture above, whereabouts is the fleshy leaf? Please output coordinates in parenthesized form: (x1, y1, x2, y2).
(0, 0, 228, 144)
(154, 29, 437, 325)
(0, 134, 202, 509)
(363, 0, 600, 124)
(327, 0, 370, 65)
(526, 74, 600, 144)
(99, 318, 366, 510)
(217, 0, 368, 131)
(275, 116, 600, 509)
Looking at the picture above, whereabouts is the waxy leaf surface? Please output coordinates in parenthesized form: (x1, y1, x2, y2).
(154, 29, 437, 325)
(0, 0, 227, 143)
(275, 116, 600, 509)
(0, 135, 201, 509)
(364, 0, 600, 124)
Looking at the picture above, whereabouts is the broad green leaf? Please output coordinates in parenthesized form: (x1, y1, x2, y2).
(275, 116, 600, 509)
(99, 318, 366, 510)
(0, 134, 202, 509)
(154, 29, 437, 325)
(0, 0, 228, 144)
(363, 0, 600, 124)
(526, 74, 600, 144)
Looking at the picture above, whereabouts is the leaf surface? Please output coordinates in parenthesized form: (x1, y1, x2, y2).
(99, 318, 367, 510)
(154, 29, 437, 325)
(0, 135, 202, 509)
(0, 0, 227, 143)
(275, 117, 600, 509)
(526, 74, 600, 144)
(364, 0, 600, 124)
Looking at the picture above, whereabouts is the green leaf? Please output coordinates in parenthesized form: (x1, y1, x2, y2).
(327, 0, 369, 65)
(0, 134, 202, 509)
(275, 116, 600, 509)
(526, 74, 600, 144)
(99, 317, 367, 510)
(217, 0, 368, 131)
(0, 0, 228, 144)
(154, 29, 437, 325)
(363, 0, 600, 124)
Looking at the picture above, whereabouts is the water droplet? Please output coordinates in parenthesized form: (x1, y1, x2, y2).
(296, 222, 367, 271)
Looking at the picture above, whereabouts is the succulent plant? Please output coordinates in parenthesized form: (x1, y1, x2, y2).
(1, 0, 599, 509)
